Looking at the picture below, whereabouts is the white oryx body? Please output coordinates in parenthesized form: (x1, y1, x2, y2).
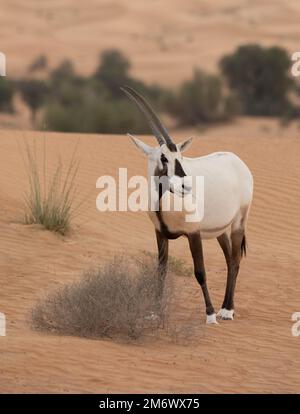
(122, 86, 253, 325)
(147, 149, 253, 240)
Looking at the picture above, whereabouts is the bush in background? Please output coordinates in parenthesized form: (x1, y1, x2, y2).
(94, 49, 131, 97)
(0, 78, 15, 112)
(28, 55, 48, 73)
(15, 44, 299, 133)
(39, 50, 167, 133)
(43, 88, 149, 134)
(220, 44, 294, 116)
(19, 79, 48, 123)
(167, 69, 237, 126)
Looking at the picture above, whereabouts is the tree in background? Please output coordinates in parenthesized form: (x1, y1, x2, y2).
(41, 49, 167, 134)
(50, 59, 76, 85)
(28, 55, 48, 73)
(7, 45, 300, 133)
(93, 49, 166, 103)
(19, 79, 48, 124)
(220, 44, 293, 116)
(0, 78, 14, 112)
(48, 59, 86, 107)
(94, 49, 130, 97)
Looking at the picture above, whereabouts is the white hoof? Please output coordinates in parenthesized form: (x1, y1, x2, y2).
(206, 313, 218, 325)
(217, 308, 234, 320)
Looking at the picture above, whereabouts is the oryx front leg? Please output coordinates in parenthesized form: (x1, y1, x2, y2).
(188, 232, 217, 325)
(155, 230, 169, 298)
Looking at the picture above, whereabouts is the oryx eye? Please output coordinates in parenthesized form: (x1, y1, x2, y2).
(161, 154, 168, 164)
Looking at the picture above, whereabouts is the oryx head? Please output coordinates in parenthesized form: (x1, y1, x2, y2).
(121, 86, 194, 197)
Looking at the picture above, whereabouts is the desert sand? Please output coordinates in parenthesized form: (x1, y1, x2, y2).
(1, 0, 300, 85)
(0, 117, 299, 393)
(0, 0, 300, 394)
(2, 0, 300, 131)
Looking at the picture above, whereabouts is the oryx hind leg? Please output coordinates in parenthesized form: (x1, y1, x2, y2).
(217, 226, 246, 320)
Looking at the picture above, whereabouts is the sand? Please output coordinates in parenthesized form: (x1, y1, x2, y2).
(0, 117, 299, 393)
(2, 0, 300, 131)
(1, 0, 300, 86)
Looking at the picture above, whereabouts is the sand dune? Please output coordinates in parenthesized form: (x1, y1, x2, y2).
(0, 117, 299, 393)
(1, 0, 300, 85)
(2, 0, 300, 131)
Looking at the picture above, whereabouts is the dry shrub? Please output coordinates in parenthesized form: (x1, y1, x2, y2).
(32, 256, 172, 341)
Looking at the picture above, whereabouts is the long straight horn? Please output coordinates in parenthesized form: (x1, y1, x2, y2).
(121, 86, 176, 150)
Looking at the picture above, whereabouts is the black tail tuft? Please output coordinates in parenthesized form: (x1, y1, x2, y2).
(241, 234, 247, 257)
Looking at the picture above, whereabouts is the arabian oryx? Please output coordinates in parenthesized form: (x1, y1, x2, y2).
(122, 86, 253, 324)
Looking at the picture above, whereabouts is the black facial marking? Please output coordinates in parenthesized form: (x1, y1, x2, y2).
(153, 166, 184, 240)
(160, 154, 168, 164)
(175, 159, 186, 177)
(154, 166, 168, 200)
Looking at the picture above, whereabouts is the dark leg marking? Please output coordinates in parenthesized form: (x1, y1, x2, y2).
(155, 229, 169, 296)
(217, 230, 245, 315)
(188, 231, 215, 317)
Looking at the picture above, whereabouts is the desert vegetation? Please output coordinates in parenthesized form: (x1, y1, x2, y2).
(32, 256, 171, 341)
(22, 140, 79, 235)
(32, 51, 166, 134)
(220, 44, 299, 118)
(0, 77, 14, 113)
(2, 1, 300, 393)
(2, 44, 299, 133)
(142, 250, 193, 277)
(166, 69, 238, 125)
(18, 79, 49, 123)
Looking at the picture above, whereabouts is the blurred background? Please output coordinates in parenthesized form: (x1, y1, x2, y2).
(1, 0, 300, 133)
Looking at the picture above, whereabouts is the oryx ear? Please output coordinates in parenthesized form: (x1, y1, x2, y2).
(178, 137, 194, 153)
(128, 134, 152, 155)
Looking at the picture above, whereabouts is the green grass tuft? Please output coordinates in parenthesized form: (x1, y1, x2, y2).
(22, 139, 79, 235)
(141, 250, 193, 277)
